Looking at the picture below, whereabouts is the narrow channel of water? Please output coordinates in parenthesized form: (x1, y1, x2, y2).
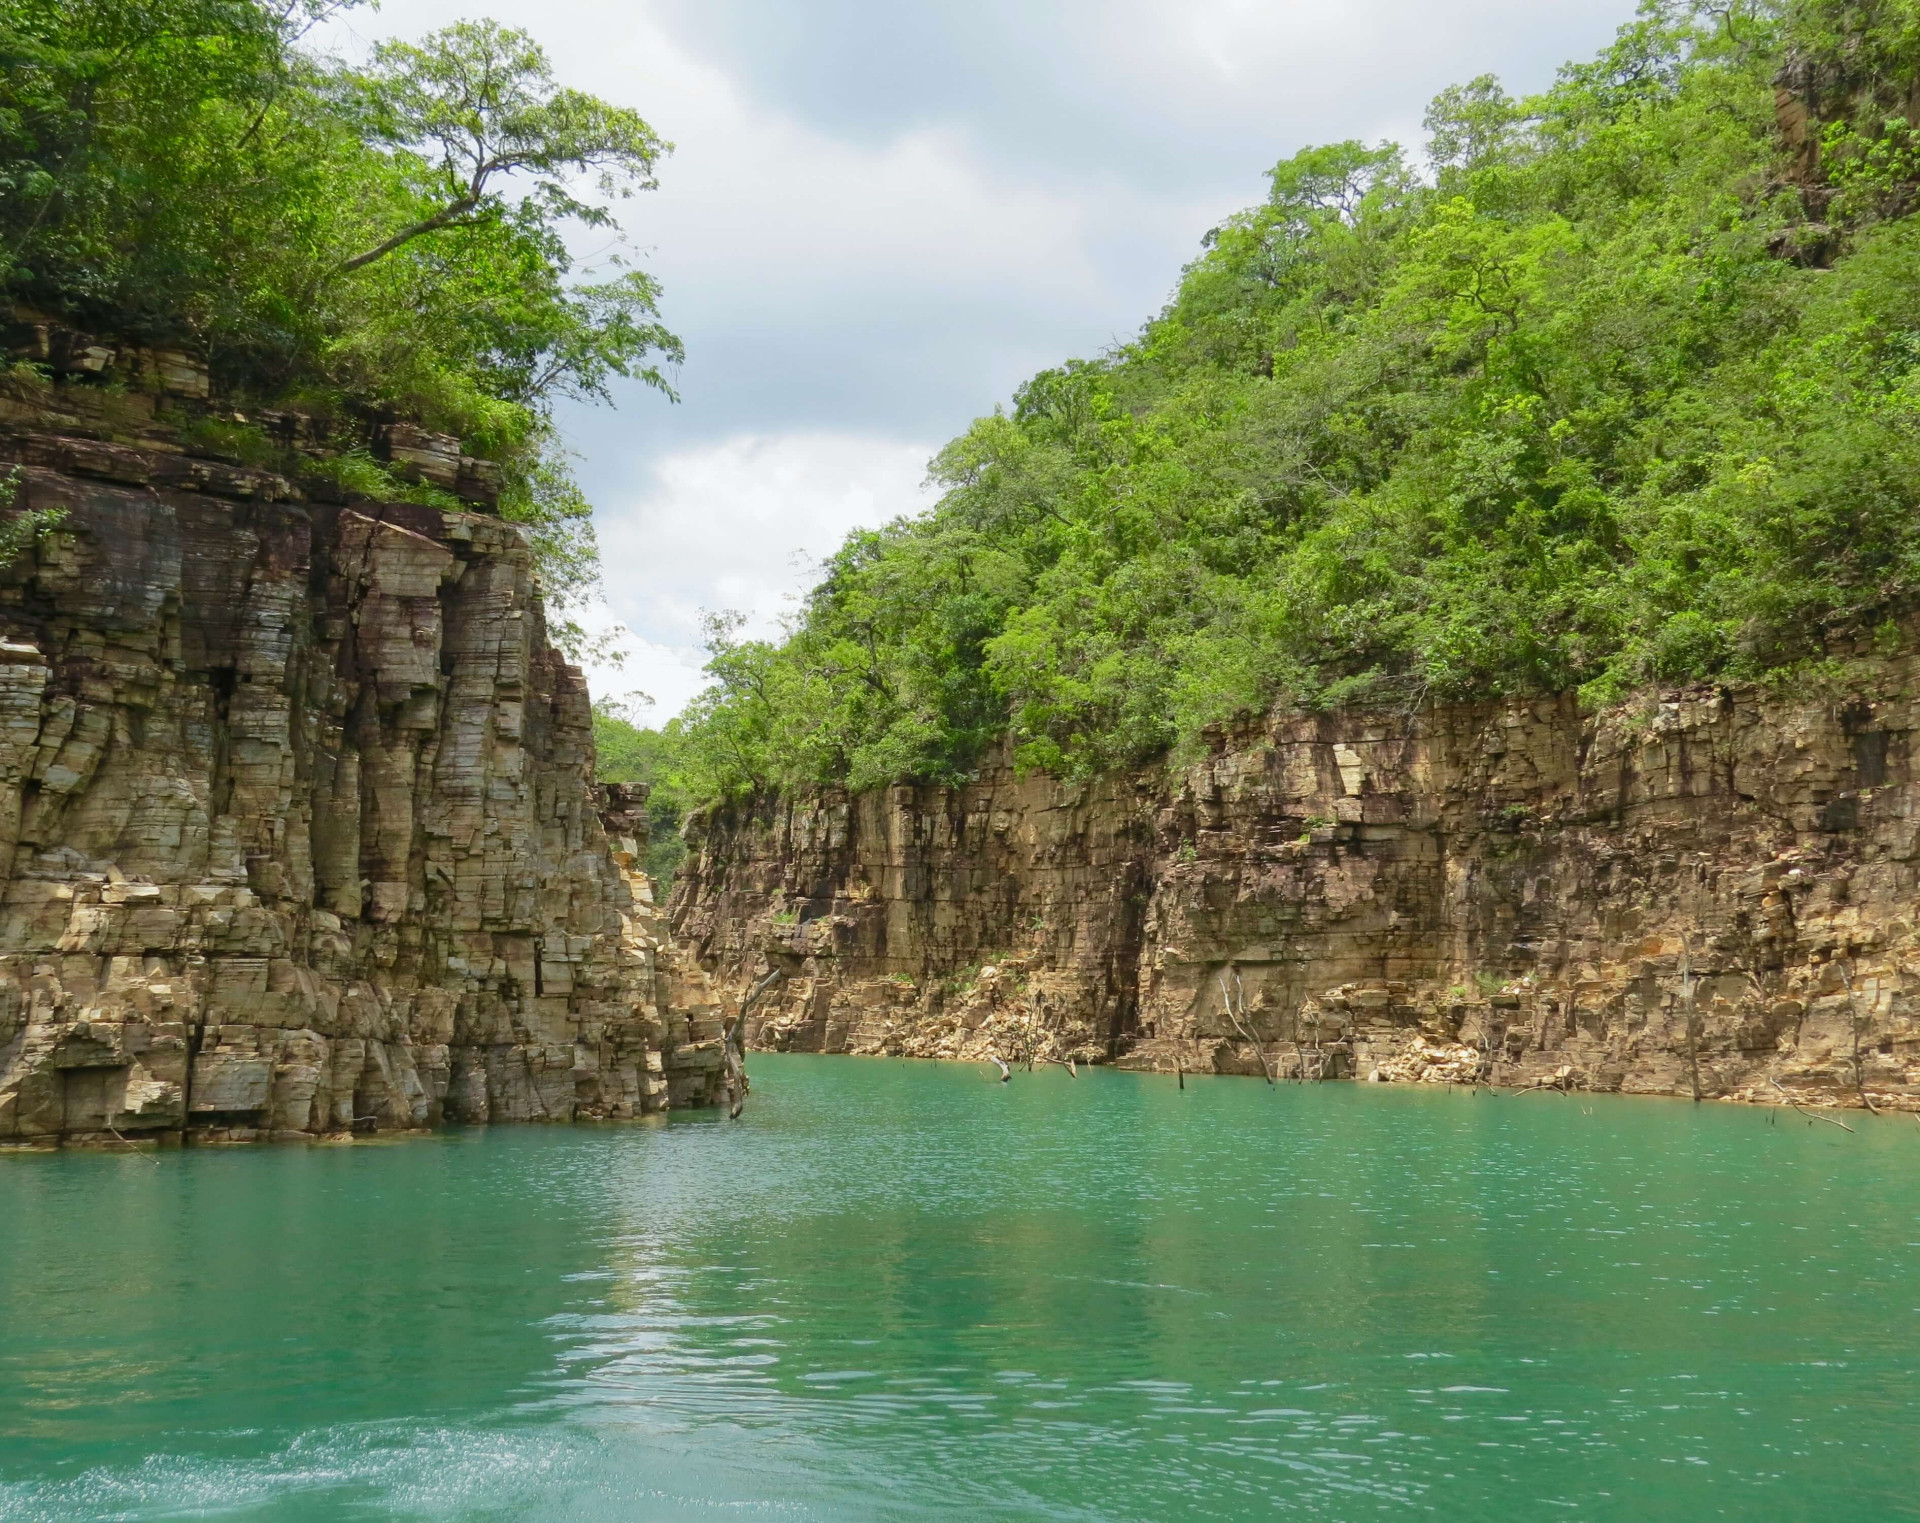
(2, 1055, 1916, 1520)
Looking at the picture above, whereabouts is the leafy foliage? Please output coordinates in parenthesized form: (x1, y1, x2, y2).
(675, 0, 1920, 795)
(0, 467, 66, 568)
(592, 705, 692, 884)
(0, 0, 679, 636)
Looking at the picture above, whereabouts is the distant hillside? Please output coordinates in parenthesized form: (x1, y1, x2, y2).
(667, 1, 1920, 797)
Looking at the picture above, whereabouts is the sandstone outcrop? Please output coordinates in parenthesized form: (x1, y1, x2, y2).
(0, 371, 729, 1146)
(674, 673, 1920, 1108)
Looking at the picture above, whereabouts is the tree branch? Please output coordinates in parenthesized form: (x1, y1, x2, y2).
(1219, 968, 1274, 1084)
(1768, 1076, 1855, 1131)
(338, 195, 483, 273)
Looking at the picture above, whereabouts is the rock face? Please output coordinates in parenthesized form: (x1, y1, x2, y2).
(0, 409, 729, 1145)
(675, 674, 1920, 1108)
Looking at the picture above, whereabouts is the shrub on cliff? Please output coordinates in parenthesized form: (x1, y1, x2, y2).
(0, 0, 679, 636)
(672, 0, 1920, 796)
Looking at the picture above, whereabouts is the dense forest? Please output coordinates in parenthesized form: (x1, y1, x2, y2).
(16, 1, 1920, 878)
(635, 0, 1920, 811)
(1, 0, 679, 634)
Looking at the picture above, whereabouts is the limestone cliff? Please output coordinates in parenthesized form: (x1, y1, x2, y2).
(0, 358, 729, 1145)
(674, 670, 1920, 1108)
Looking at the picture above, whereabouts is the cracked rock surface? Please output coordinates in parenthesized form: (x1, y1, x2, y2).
(675, 683, 1920, 1108)
(0, 420, 727, 1145)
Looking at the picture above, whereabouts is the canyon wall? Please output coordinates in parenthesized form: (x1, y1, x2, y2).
(673, 669, 1920, 1107)
(0, 367, 728, 1146)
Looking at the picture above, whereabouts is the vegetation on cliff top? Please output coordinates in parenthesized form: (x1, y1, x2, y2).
(661, 0, 1920, 802)
(0, 0, 678, 626)
(592, 704, 690, 885)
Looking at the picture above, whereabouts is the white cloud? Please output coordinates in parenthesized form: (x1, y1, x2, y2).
(315, 0, 1642, 726)
(581, 432, 937, 718)
(320, 0, 1233, 449)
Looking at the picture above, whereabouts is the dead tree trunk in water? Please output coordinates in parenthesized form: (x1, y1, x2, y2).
(1219, 968, 1274, 1084)
(726, 967, 785, 1119)
(1682, 932, 1702, 1103)
(1841, 961, 1880, 1113)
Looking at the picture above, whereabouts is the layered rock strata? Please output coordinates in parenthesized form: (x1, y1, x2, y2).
(675, 672, 1920, 1108)
(0, 397, 728, 1145)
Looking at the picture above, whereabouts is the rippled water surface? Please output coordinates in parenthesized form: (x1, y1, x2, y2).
(3, 1056, 1919, 1520)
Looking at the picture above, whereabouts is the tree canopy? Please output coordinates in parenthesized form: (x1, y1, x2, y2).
(662, 0, 1920, 802)
(0, 0, 679, 638)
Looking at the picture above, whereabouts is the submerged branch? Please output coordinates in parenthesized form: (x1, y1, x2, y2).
(1768, 1077, 1856, 1132)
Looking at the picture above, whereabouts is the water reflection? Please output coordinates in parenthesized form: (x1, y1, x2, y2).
(2, 1059, 1917, 1520)
(0, 1132, 619, 1455)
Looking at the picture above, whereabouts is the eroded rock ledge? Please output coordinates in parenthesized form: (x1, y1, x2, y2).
(0, 407, 727, 1145)
(674, 672, 1920, 1108)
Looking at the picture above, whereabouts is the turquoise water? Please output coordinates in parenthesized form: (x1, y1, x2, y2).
(2, 1056, 1918, 1521)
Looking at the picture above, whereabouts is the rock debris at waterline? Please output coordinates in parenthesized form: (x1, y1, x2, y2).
(677, 682, 1920, 1112)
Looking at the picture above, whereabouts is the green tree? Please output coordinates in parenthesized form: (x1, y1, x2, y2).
(592, 701, 693, 885)
(0, 0, 681, 642)
(0, 467, 65, 569)
(671, 1, 1920, 799)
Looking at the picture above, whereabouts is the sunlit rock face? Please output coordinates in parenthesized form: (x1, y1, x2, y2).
(677, 680, 1920, 1109)
(0, 410, 727, 1145)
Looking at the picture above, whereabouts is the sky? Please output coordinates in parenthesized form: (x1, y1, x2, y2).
(319, 0, 1642, 719)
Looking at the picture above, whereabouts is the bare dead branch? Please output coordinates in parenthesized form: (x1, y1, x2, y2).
(1682, 931, 1702, 1104)
(1840, 962, 1880, 1114)
(1768, 1076, 1856, 1132)
(725, 966, 783, 1119)
(1219, 969, 1275, 1084)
